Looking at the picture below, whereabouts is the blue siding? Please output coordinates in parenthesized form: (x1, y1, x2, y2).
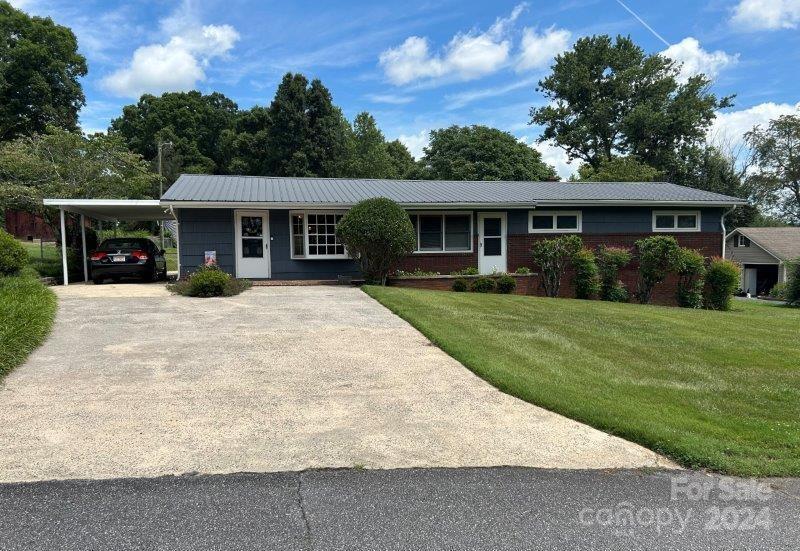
(177, 208, 235, 278)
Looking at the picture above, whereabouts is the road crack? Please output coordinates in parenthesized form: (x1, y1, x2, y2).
(297, 470, 312, 550)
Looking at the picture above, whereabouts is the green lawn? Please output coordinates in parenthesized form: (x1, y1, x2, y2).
(0, 268, 57, 379)
(364, 286, 800, 477)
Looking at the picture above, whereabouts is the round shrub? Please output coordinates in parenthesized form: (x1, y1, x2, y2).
(470, 276, 495, 293)
(769, 282, 787, 300)
(675, 248, 706, 308)
(596, 245, 632, 302)
(704, 258, 740, 311)
(785, 260, 800, 306)
(452, 278, 468, 292)
(496, 274, 516, 294)
(572, 248, 600, 299)
(605, 282, 629, 303)
(515, 266, 532, 275)
(634, 236, 681, 304)
(187, 265, 230, 297)
(0, 229, 27, 276)
(335, 198, 416, 285)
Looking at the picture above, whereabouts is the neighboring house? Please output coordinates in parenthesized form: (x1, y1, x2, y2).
(725, 227, 800, 295)
(4, 209, 57, 240)
(161, 175, 745, 281)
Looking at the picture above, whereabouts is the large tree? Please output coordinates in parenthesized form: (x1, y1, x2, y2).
(0, 1, 87, 140)
(420, 125, 556, 181)
(109, 91, 239, 183)
(386, 139, 418, 179)
(574, 156, 662, 182)
(350, 112, 395, 178)
(531, 35, 732, 175)
(744, 114, 800, 224)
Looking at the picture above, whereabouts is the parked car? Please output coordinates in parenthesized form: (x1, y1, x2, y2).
(89, 238, 167, 284)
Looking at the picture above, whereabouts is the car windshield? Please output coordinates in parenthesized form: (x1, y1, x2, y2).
(100, 239, 150, 250)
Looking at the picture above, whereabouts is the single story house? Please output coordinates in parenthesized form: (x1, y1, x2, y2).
(161, 174, 745, 281)
(725, 226, 800, 295)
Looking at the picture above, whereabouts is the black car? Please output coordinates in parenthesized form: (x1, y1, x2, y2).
(89, 238, 168, 284)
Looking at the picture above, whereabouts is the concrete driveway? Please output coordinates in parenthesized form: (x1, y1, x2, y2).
(0, 284, 674, 482)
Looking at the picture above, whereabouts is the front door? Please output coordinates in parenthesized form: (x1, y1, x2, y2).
(235, 210, 270, 278)
(478, 212, 507, 274)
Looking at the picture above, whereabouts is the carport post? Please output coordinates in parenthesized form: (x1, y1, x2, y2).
(59, 208, 68, 286)
(80, 214, 88, 282)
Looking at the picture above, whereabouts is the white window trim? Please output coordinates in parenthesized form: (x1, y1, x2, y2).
(409, 211, 474, 254)
(289, 210, 349, 260)
(528, 210, 582, 234)
(735, 234, 750, 247)
(652, 210, 701, 233)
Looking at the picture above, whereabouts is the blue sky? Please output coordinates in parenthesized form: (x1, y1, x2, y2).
(11, 0, 800, 177)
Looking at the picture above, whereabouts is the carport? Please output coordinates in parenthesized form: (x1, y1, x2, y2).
(42, 199, 177, 285)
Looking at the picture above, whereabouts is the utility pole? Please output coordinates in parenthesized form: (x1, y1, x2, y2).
(157, 141, 173, 249)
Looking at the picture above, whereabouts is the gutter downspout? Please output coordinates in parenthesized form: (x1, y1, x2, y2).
(720, 205, 737, 259)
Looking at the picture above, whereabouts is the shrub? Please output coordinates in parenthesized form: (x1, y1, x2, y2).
(675, 248, 706, 308)
(530, 235, 582, 297)
(572, 248, 600, 299)
(395, 268, 439, 277)
(452, 278, 468, 292)
(450, 266, 479, 276)
(514, 266, 532, 275)
(335, 198, 416, 285)
(596, 245, 632, 302)
(0, 230, 27, 276)
(769, 282, 787, 300)
(786, 260, 800, 306)
(168, 265, 252, 297)
(634, 236, 681, 304)
(470, 276, 495, 293)
(496, 274, 516, 294)
(704, 258, 740, 311)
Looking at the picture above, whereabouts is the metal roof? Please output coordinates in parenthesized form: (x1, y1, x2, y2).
(42, 199, 172, 221)
(161, 174, 746, 207)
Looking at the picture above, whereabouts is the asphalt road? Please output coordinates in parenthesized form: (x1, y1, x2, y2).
(1, 467, 798, 551)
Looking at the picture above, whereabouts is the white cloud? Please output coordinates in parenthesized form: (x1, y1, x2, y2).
(709, 102, 800, 146)
(730, 0, 800, 30)
(661, 37, 738, 83)
(397, 130, 430, 160)
(516, 26, 571, 72)
(444, 77, 537, 110)
(517, 136, 574, 179)
(379, 4, 525, 85)
(102, 14, 239, 98)
(365, 93, 415, 105)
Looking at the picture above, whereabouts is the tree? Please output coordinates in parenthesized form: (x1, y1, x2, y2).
(421, 125, 557, 181)
(0, 1, 87, 140)
(675, 248, 706, 308)
(531, 35, 731, 173)
(744, 114, 800, 224)
(109, 91, 239, 182)
(350, 112, 395, 178)
(386, 139, 418, 179)
(785, 260, 800, 307)
(596, 245, 632, 302)
(335, 198, 416, 285)
(634, 235, 681, 304)
(530, 235, 583, 297)
(574, 156, 662, 182)
(305, 79, 354, 178)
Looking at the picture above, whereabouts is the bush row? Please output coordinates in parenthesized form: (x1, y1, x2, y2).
(452, 274, 517, 294)
(168, 265, 252, 297)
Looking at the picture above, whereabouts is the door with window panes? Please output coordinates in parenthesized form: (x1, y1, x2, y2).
(478, 212, 507, 274)
(235, 210, 270, 278)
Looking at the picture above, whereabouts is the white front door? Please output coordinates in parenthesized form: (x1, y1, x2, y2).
(235, 210, 270, 278)
(478, 212, 507, 274)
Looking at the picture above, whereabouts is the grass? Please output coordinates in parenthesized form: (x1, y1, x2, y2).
(364, 286, 800, 477)
(0, 268, 58, 379)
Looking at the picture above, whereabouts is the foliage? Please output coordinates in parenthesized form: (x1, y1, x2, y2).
(572, 248, 600, 299)
(515, 266, 532, 275)
(452, 278, 468, 292)
(450, 266, 479, 276)
(421, 125, 557, 181)
(335, 198, 416, 285)
(704, 258, 740, 311)
(470, 276, 495, 293)
(786, 260, 800, 306)
(744, 114, 800, 224)
(531, 35, 732, 174)
(634, 236, 681, 304)
(768, 282, 787, 300)
(595, 245, 632, 302)
(0, 267, 57, 378)
(574, 156, 661, 182)
(530, 235, 582, 297)
(168, 265, 251, 297)
(675, 248, 706, 308)
(350, 112, 396, 178)
(0, 2, 87, 141)
(495, 274, 517, 294)
(395, 268, 439, 277)
(386, 139, 418, 179)
(0, 230, 27, 275)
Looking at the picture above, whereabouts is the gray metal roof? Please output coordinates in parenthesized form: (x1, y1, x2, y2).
(161, 174, 746, 206)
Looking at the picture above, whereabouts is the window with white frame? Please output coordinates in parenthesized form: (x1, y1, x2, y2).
(735, 234, 750, 247)
(652, 211, 700, 232)
(290, 211, 347, 259)
(409, 212, 472, 253)
(528, 211, 582, 233)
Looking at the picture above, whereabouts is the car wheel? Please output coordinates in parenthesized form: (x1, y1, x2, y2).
(160, 267, 168, 281)
(144, 267, 156, 282)
(92, 276, 104, 285)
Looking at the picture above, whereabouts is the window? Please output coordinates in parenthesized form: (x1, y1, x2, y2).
(528, 211, 582, 233)
(652, 211, 700, 232)
(290, 211, 347, 259)
(409, 212, 473, 253)
(735, 234, 750, 248)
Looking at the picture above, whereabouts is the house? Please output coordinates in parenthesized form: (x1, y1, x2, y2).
(725, 227, 800, 295)
(161, 174, 745, 281)
(4, 209, 58, 240)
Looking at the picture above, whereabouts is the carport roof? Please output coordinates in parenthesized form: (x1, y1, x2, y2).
(42, 199, 173, 221)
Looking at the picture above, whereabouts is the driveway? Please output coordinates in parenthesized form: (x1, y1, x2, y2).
(0, 284, 674, 482)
